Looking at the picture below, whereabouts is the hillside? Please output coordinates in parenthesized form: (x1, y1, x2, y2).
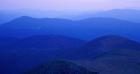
(74, 35, 140, 59)
(75, 48, 140, 74)
(0, 16, 140, 41)
(73, 35, 140, 74)
(0, 35, 86, 74)
(1, 35, 140, 74)
(25, 60, 98, 74)
(10, 35, 85, 50)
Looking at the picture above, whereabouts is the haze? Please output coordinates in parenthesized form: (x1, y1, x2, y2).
(1, 0, 140, 12)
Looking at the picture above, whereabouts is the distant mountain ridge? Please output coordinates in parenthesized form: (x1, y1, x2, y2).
(94, 9, 140, 23)
(0, 16, 140, 41)
(1, 9, 140, 74)
(75, 9, 140, 23)
(1, 9, 140, 24)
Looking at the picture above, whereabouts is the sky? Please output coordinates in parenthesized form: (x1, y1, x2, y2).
(0, 0, 140, 12)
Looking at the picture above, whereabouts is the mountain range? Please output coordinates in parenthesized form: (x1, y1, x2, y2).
(0, 16, 140, 41)
(93, 9, 140, 23)
(72, 35, 140, 74)
(1, 9, 140, 25)
(0, 10, 140, 74)
(1, 35, 140, 74)
(73, 35, 140, 59)
(0, 35, 85, 74)
(9, 35, 85, 50)
(74, 9, 140, 23)
(75, 48, 140, 74)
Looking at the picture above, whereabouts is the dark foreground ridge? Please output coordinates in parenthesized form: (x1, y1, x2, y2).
(25, 60, 98, 74)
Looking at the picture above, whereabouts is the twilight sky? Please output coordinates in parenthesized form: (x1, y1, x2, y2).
(0, 0, 140, 12)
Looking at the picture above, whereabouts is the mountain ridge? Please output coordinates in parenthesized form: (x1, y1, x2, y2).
(73, 35, 140, 59)
(0, 16, 140, 41)
(25, 60, 98, 74)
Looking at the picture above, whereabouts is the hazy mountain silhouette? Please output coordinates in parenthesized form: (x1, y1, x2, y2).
(1, 8, 140, 74)
(72, 35, 140, 74)
(0, 16, 74, 38)
(16, 35, 140, 74)
(10, 35, 85, 50)
(76, 9, 140, 23)
(1, 35, 140, 74)
(0, 16, 73, 29)
(1, 9, 140, 24)
(0, 11, 22, 25)
(94, 9, 140, 23)
(0, 16, 140, 41)
(0, 10, 76, 25)
(25, 60, 98, 74)
(74, 35, 140, 59)
(0, 35, 86, 74)
(1, 15, 140, 74)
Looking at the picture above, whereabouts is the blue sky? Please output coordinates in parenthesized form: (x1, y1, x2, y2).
(0, 0, 140, 12)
